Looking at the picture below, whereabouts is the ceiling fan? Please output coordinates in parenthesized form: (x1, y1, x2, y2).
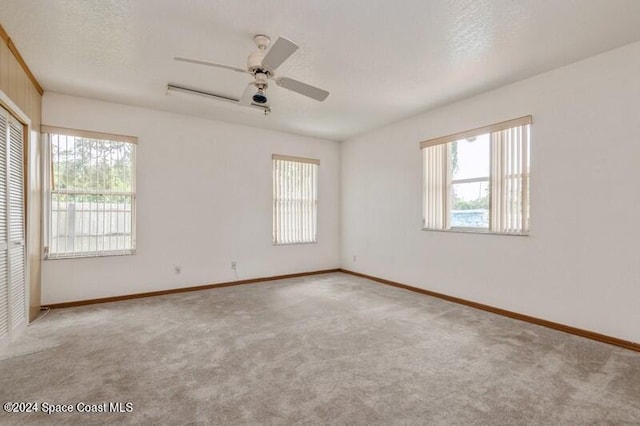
(174, 34, 329, 111)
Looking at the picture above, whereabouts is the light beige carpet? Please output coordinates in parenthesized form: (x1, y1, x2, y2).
(0, 272, 638, 424)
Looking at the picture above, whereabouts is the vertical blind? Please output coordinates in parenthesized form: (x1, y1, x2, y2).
(42, 126, 137, 258)
(273, 154, 319, 244)
(490, 125, 530, 234)
(423, 144, 449, 230)
(421, 116, 531, 234)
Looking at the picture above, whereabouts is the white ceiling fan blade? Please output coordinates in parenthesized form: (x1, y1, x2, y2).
(276, 77, 329, 101)
(262, 37, 299, 70)
(174, 57, 248, 74)
(166, 84, 270, 113)
(238, 83, 254, 106)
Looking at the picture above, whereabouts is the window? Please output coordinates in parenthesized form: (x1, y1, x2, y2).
(273, 154, 318, 244)
(43, 126, 137, 258)
(451, 135, 491, 229)
(421, 116, 531, 235)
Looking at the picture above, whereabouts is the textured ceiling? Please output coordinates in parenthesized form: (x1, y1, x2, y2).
(2, 0, 640, 141)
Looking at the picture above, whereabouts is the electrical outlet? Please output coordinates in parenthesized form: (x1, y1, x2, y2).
(231, 261, 237, 270)
(175, 265, 182, 274)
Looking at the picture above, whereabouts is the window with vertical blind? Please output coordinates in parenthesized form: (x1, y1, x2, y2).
(273, 154, 319, 244)
(42, 126, 137, 259)
(421, 116, 531, 235)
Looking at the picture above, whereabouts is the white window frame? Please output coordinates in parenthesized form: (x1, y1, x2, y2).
(421, 116, 531, 236)
(447, 136, 492, 232)
(272, 154, 319, 245)
(42, 126, 137, 259)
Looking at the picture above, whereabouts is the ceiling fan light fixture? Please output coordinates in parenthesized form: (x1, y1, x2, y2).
(252, 88, 268, 104)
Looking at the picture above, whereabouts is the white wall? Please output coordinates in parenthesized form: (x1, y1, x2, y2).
(42, 93, 340, 304)
(341, 41, 640, 343)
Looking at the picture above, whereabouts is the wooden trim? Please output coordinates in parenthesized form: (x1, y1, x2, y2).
(273, 154, 320, 165)
(41, 125, 138, 144)
(0, 89, 32, 127)
(42, 269, 340, 309)
(0, 24, 44, 96)
(339, 269, 640, 353)
(420, 115, 532, 149)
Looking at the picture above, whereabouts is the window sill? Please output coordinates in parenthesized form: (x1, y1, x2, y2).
(422, 228, 529, 237)
(273, 241, 318, 246)
(44, 250, 136, 261)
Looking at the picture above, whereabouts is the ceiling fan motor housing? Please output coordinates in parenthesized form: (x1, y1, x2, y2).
(248, 51, 272, 76)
